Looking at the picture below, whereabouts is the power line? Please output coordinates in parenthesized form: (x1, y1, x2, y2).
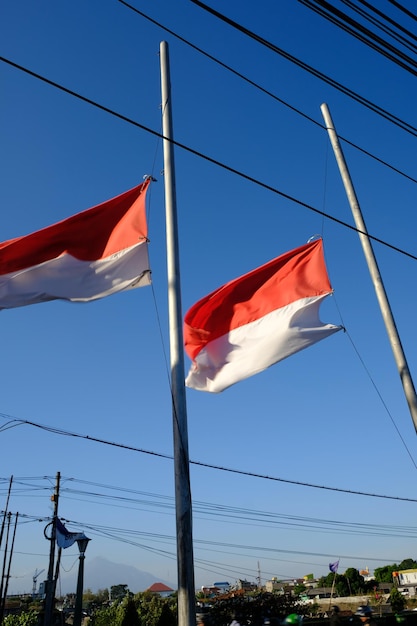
(189, 0, 417, 137)
(388, 0, 417, 24)
(6, 475, 417, 540)
(343, 0, 417, 47)
(118, 0, 417, 186)
(2, 415, 417, 503)
(299, 0, 417, 74)
(5, 506, 403, 567)
(1, 55, 417, 263)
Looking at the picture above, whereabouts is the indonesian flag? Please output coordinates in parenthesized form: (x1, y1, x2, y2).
(184, 238, 341, 393)
(0, 179, 151, 309)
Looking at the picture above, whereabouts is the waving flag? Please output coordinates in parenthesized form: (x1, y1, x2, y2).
(184, 238, 341, 393)
(329, 560, 339, 573)
(55, 518, 88, 549)
(0, 179, 151, 310)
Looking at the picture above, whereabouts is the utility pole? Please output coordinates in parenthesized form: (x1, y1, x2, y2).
(43, 471, 60, 626)
(0, 512, 12, 624)
(0, 476, 13, 550)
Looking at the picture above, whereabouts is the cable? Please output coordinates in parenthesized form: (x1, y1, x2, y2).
(17, 508, 404, 565)
(118, 0, 417, 186)
(299, 0, 417, 74)
(1, 55, 416, 263)
(388, 0, 417, 24)
(2, 415, 417, 503)
(345, 0, 417, 47)
(188, 0, 417, 137)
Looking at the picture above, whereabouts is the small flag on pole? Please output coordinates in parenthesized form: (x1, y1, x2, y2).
(329, 560, 339, 573)
(0, 179, 151, 309)
(184, 238, 341, 393)
(55, 518, 87, 549)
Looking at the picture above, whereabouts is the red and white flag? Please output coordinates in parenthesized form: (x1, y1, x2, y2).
(0, 179, 151, 309)
(184, 238, 341, 393)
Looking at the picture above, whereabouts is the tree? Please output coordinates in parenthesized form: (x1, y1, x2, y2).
(91, 602, 124, 626)
(344, 568, 365, 595)
(389, 588, 406, 614)
(317, 573, 350, 597)
(111, 584, 130, 601)
(292, 584, 307, 597)
(121, 598, 141, 626)
(3, 613, 39, 626)
(156, 603, 176, 626)
(208, 590, 312, 626)
(374, 565, 398, 583)
(398, 559, 417, 571)
(135, 592, 170, 626)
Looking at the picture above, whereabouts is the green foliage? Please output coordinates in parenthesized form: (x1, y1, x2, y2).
(389, 588, 406, 613)
(111, 584, 130, 601)
(156, 603, 176, 626)
(91, 602, 125, 626)
(121, 598, 141, 626)
(292, 584, 307, 597)
(317, 573, 350, 596)
(344, 568, 366, 595)
(91, 595, 177, 626)
(398, 559, 417, 571)
(3, 612, 39, 626)
(134, 592, 177, 626)
(208, 590, 307, 626)
(374, 565, 399, 583)
(319, 566, 395, 596)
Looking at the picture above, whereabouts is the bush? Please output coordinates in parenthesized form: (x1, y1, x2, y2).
(3, 612, 39, 626)
(121, 599, 141, 626)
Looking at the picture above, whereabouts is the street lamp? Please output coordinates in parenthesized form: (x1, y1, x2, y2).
(73, 535, 90, 626)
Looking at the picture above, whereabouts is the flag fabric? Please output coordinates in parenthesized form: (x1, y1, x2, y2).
(329, 560, 339, 573)
(0, 179, 151, 310)
(184, 238, 341, 393)
(55, 518, 87, 549)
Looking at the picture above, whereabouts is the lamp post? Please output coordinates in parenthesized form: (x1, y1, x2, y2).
(73, 535, 90, 626)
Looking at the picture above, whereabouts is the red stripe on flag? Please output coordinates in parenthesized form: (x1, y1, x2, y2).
(0, 179, 150, 275)
(184, 239, 332, 361)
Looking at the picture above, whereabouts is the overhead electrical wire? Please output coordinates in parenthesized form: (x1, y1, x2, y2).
(1, 55, 417, 265)
(52, 482, 417, 538)
(6, 476, 417, 543)
(118, 0, 417, 187)
(2, 507, 404, 573)
(298, 0, 417, 74)
(342, 0, 417, 48)
(188, 0, 417, 137)
(388, 0, 417, 24)
(2, 416, 417, 503)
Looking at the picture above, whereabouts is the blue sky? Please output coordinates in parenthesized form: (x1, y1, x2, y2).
(1, 0, 417, 595)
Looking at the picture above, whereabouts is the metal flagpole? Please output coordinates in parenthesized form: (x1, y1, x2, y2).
(159, 41, 196, 626)
(320, 102, 417, 434)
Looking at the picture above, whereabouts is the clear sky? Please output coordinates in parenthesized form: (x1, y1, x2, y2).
(1, 0, 417, 596)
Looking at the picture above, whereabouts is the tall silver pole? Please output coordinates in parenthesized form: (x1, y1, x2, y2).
(160, 41, 196, 626)
(320, 102, 417, 434)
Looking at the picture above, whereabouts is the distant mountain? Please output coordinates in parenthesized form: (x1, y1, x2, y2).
(58, 556, 175, 595)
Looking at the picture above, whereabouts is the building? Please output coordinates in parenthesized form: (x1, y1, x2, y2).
(393, 570, 417, 596)
(145, 582, 175, 597)
(235, 579, 257, 592)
